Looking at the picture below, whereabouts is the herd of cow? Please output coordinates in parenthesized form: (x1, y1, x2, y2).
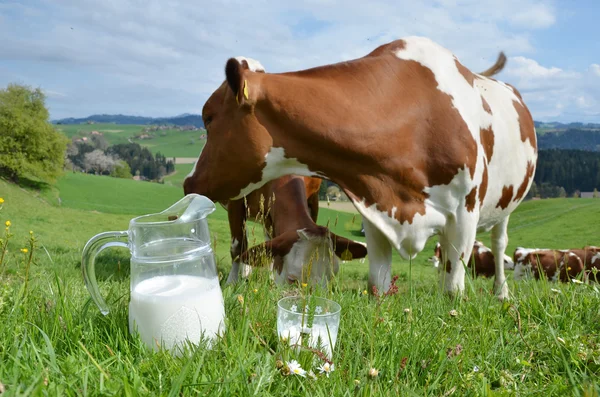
(182, 35, 588, 299)
(430, 240, 600, 283)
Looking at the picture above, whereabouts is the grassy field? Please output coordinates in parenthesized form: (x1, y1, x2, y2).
(56, 123, 206, 158)
(163, 164, 195, 188)
(1, 176, 600, 395)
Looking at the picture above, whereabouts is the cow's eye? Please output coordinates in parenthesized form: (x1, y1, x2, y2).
(204, 116, 213, 128)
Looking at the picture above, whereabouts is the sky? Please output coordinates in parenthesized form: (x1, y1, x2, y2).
(0, 0, 598, 122)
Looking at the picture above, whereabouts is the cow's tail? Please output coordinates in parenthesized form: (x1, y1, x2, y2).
(478, 52, 507, 77)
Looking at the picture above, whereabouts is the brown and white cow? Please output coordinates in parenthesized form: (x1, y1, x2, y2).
(183, 36, 537, 299)
(429, 241, 514, 278)
(513, 248, 585, 282)
(570, 246, 600, 279)
(223, 174, 368, 285)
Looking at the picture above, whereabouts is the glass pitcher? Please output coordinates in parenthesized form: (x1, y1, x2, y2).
(81, 193, 226, 353)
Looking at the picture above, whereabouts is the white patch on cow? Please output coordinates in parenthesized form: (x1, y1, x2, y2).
(503, 254, 515, 270)
(429, 256, 440, 268)
(273, 229, 339, 287)
(235, 56, 265, 73)
(591, 253, 600, 266)
(232, 146, 321, 200)
(395, 37, 488, 148)
(186, 160, 198, 179)
(513, 263, 530, 281)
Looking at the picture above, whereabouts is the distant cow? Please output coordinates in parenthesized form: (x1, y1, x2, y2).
(183, 36, 537, 300)
(513, 248, 585, 282)
(429, 241, 514, 277)
(570, 246, 600, 279)
(223, 174, 368, 286)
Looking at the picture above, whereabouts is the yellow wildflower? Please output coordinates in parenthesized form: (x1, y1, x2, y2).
(253, 288, 258, 293)
(21, 248, 28, 253)
(5, 221, 10, 227)
(29, 230, 33, 235)
(301, 283, 308, 288)
(362, 289, 367, 295)
(237, 294, 244, 305)
(0, 197, 4, 204)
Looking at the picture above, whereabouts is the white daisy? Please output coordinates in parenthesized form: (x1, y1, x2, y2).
(571, 279, 583, 284)
(308, 370, 317, 380)
(287, 360, 307, 377)
(317, 362, 335, 377)
(551, 288, 561, 294)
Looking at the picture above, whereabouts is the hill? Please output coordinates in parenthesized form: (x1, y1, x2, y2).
(56, 123, 206, 158)
(537, 129, 600, 151)
(53, 114, 205, 128)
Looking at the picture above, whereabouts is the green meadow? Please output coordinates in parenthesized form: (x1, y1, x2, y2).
(56, 123, 205, 158)
(1, 130, 600, 394)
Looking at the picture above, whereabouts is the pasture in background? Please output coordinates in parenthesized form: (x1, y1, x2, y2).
(1, 177, 600, 395)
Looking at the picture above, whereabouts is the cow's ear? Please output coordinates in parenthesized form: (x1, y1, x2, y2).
(225, 58, 246, 105)
(330, 234, 368, 261)
(225, 57, 263, 107)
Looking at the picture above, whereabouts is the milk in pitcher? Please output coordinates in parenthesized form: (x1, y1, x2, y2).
(129, 274, 225, 351)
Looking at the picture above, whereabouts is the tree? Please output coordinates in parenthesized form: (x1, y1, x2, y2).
(0, 83, 69, 182)
(558, 187, 567, 198)
(594, 188, 599, 198)
(84, 150, 116, 175)
(90, 134, 109, 151)
(111, 160, 132, 179)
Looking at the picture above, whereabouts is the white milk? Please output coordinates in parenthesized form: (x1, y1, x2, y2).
(129, 274, 226, 353)
(279, 323, 338, 358)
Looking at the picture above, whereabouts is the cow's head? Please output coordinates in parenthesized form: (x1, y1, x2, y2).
(183, 56, 276, 202)
(429, 242, 442, 268)
(239, 226, 368, 286)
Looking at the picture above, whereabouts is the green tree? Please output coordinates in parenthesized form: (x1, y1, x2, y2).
(111, 160, 133, 179)
(0, 83, 68, 182)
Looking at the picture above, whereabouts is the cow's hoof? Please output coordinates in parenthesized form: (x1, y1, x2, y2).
(494, 284, 510, 301)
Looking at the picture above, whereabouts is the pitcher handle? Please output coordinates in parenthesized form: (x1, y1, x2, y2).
(81, 231, 130, 315)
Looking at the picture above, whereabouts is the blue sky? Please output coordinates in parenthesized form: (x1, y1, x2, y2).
(0, 0, 598, 122)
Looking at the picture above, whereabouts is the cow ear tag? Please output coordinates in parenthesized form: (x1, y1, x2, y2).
(340, 248, 353, 261)
(243, 79, 249, 100)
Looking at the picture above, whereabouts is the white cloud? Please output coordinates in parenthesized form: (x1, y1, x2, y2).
(501, 56, 600, 121)
(2, 0, 597, 123)
(509, 4, 556, 29)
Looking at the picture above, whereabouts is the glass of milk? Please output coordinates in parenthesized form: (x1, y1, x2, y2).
(277, 296, 341, 359)
(81, 194, 226, 355)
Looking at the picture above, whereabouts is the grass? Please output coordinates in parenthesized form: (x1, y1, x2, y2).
(56, 123, 206, 158)
(163, 164, 194, 188)
(1, 177, 600, 395)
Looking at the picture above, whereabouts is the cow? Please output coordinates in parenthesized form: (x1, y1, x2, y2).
(183, 36, 537, 300)
(570, 246, 600, 280)
(429, 241, 514, 278)
(222, 174, 368, 285)
(512, 248, 585, 282)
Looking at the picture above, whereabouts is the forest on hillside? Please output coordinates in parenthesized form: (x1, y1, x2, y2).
(537, 129, 600, 151)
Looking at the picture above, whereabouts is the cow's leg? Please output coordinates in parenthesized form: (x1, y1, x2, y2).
(491, 216, 510, 300)
(363, 219, 392, 294)
(439, 213, 477, 297)
(226, 199, 250, 284)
